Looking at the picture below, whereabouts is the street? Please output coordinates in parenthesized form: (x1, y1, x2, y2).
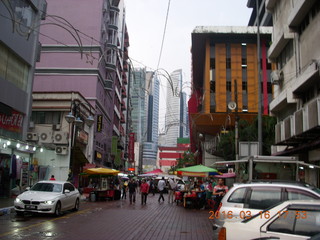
(0, 194, 216, 240)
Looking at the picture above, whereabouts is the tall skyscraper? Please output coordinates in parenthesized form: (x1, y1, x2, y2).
(131, 69, 160, 172)
(164, 69, 189, 146)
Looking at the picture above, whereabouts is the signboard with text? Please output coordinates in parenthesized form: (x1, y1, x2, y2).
(128, 133, 135, 162)
(0, 110, 24, 133)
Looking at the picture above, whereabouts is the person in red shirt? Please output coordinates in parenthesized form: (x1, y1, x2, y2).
(49, 175, 56, 180)
(140, 179, 149, 205)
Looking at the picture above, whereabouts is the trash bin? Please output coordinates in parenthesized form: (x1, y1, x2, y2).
(90, 192, 96, 202)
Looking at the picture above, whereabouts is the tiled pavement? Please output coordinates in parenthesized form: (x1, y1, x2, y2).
(0, 194, 215, 240)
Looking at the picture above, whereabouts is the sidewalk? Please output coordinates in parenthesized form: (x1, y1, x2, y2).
(0, 198, 14, 216)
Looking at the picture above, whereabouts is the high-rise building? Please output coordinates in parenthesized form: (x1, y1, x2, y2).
(164, 69, 189, 146)
(131, 69, 160, 172)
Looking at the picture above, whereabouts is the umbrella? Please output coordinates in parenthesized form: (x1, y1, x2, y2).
(177, 164, 220, 177)
(84, 168, 120, 176)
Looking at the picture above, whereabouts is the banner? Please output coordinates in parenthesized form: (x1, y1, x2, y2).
(0, 110, 24, 133)
(128, 133, 135, 162)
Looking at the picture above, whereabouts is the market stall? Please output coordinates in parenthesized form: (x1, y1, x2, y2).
(81, 168, 120, 201)
(176, 165, 220, 209)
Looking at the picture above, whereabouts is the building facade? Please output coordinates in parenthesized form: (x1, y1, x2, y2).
(0, 0, 47, 197)
(190, 26, 272, 165)
(267, 0, 320, 186)
(30, 0, 130, 185)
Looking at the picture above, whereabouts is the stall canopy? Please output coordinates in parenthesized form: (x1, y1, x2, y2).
(84, 168, 120, 176)
(144, 169, 163, 174)
(177, 165, 220, 177)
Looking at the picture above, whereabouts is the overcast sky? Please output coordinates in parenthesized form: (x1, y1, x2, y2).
(124, 0, 253, 130)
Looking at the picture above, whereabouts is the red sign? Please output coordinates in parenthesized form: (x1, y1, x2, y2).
(128, 168, 135, 171)
(128, 133, 135, 162)
(0, 110, 24, 133)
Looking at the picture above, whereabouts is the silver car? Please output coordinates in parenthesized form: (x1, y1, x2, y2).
(217, 181, 320, 221)
(14, 181, 80, 216)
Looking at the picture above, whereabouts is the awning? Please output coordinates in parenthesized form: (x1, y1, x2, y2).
(73, 147, 89, 164)
(84, 168, 120, 176)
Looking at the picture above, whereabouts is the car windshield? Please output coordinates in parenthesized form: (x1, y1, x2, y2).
(31, 183, 62, 193)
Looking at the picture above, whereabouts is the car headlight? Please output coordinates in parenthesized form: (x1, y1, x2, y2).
(15, 198, 22, 203)
(44, 200, 55, 205)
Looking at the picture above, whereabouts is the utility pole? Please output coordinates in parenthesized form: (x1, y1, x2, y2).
(234, 79, 239, 160)
(256, 0, 263, 155)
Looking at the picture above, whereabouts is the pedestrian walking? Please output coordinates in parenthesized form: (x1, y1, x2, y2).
(49, 175, 56, 180)
(158, 177, 166, 203)
(128, 178, 137, 204)
(168, 178, 176, 203)
(140, 179, 149, 205)
(122, 180, 128, 199)
(149, 179, 155, 196)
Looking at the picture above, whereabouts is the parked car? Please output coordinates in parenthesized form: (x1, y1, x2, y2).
(216, 200, 320, 240)
(14, 181, 80, 216)
(217, 181, 320, 221)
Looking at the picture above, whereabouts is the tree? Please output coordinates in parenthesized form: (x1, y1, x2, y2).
(172, 151, 196, 171)
(216, 116, 276, 160)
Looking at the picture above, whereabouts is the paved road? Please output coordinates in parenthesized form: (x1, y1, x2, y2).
(0, 194, 217, 240)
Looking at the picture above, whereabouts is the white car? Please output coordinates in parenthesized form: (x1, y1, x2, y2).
(14, 181, 80, 216)
(218, 181, 320, 221)
(216, 200, 320, 240)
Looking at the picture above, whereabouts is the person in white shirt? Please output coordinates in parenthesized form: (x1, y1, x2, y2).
(157, 177, 166, 203)
(168, 178, 177, 203)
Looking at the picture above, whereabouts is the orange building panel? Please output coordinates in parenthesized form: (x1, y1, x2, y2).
(215, 44, 227, 112)
(246, 44, 258, 113)
(231, 44, 243, 111)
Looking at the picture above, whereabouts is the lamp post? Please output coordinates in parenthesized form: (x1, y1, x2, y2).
(65, 100, 95, 186)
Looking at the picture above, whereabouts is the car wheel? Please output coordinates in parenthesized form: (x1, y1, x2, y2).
(54, 202, 62, 216)
(73, 199, 79, 212)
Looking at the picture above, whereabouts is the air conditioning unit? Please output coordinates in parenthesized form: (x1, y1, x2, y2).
(283, 116, 293, 140)
(55, 146, 68, 155)
(26, 132, 38, 142)
(29, 121, 35, 129)
(274, 122, 282, 144)
(39, 131, 53, 144)
(270, 70, 283, 85)
(52, 124, 61, 131)
(53, 132, 68, 145)
(304, 98, 320, 131)
(294, 108, 303, 135)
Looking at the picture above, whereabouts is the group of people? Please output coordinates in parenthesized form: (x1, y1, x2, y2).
(119, 177, 180, 205)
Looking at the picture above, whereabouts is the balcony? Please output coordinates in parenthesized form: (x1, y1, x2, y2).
(121, 99, 126, 110)
(104, 79, 113, 91)
(109, 6, 119, 30)
(120, 112, 125, 124)
(122, 72, 128, 85)
(121, 85, 127, 98)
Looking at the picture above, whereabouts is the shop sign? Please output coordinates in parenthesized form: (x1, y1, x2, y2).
(77, 130, 88, 145)
(97, 115, 103, 132)
(95, 151, 102, 160)
(128, 132, 135, 162)
(128, 168, 135, 171)
(0, 110, 24, 133)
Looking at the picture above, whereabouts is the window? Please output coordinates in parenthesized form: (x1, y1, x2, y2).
(277, 40, 293, 69)
(226, 81, 232, 92)
(248, 188, 281, 209)
(268, 209, 320, 237)
(267, 210, 295, 234)
(228, 187, 246, 203)
(286, 188, 318, 200)
(31, 111, 61, 124)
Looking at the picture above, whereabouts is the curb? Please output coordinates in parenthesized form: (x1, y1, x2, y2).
(0, 206, 14, 217)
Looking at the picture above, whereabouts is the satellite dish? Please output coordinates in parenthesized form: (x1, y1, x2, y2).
(228, 101, 237, 110)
